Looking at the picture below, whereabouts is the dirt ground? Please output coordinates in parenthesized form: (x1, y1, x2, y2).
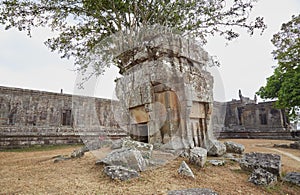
(0, 139, 300, 195)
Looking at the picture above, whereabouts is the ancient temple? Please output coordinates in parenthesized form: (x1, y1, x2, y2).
(115, 33, 215, 150)
(213, 90, 291, 139)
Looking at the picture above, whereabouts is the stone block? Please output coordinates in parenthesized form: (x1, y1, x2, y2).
(283, 172, 300, 186)
(207, 140, 226, 157)
(103, 166, 139, 181)
(248, 168, 277, 186)
(239, 152, 281, 176)
(208, 160, 225, 166)
(70, 146, 89, 158)
(224, 141, 245, 154)
(98, 148, 147, 171)
(189, 147, 207, 168)
(290, 141, 300, 149)
(178, 161, 195, 178)
(273, 143, 289, 148)
(122, 139, 153, 159)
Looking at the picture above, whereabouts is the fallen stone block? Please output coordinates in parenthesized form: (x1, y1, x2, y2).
(97, 148, 147, 171)
(223, 153, 241, 162)
(53, 155, 71, 163)
(239, 152, 281, 176)
(283, 172, 300, 186)
(70, 146, 89, 158)
(224, 141, 245, 154)
(290, 141, 300, 149)
(248, 168, 277, 186)
(178, 161, 195, 178)
(103, 166, 139, 181)
(122, 139, 153, 159)
(179, 150, 190, 158)
(273, 143, 289, 148)
(208, 160, 225, 166)
(189, 147, 207, 168)
(168, 188, 218, 195)
(207, 140, 226, 157)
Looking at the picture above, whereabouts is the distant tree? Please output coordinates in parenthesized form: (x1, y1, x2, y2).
(257, 14, 300, 120)
(0, 0, 266, 75)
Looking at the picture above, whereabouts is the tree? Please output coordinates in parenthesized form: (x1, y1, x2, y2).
(257, 14, 300, 120)
(0, 0, 266, 75)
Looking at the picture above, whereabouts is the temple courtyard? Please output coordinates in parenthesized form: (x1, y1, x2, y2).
(0, 139, 299, 194)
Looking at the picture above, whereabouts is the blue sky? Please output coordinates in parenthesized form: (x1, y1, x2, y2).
(0, 0, 299, 101)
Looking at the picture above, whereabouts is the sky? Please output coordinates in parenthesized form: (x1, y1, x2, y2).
(0, 0, 299, 102)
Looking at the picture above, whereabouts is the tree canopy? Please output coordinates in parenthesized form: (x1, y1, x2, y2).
(0, 0, 266, 74)
(257, 14, 300, 120)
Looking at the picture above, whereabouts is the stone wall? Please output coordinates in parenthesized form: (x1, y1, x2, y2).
(0, 86, 125, 149)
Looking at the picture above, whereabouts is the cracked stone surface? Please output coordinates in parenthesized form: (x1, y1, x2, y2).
(224, 141, 245, 154)
(189, 147, 207, 168)
(248, 168, 277, 186)
(283, 172, 300, 186)
(97, 148, 147, 171)
(103, 166, 139, 181)
(239, 152, 281, 176)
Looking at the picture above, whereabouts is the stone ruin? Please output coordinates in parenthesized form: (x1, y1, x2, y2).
(114, 33, 217, 151)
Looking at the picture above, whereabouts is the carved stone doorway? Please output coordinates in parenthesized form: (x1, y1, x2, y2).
(153, 84, 180, 144)
(190, 102, 208, 147)
(129, 106, 149, 143)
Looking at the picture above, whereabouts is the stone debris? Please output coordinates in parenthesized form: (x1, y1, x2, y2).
(273, 143, 290, 148)
(248, 168, 277, 186)
(70, 146, 89, 158)
(223, 153, 241, 162)
(122, 139, 153, 159)
(189, 147, 207, 168)
(103, 166, 139, 181)
(97, 148, 147, 171)
(168, 188, 218, 195)
(178, 161, 195, 178)
(179, 150, 190, 158)
(208, 160, 225, 166)
(283, 172, 300, 186)
(273, 141, 300, 150)
(239, 152, 281, 176)
(207, 140, 226, 157)
(53, 155, 71, 163)
(224, 141, 245, 154)
(290, 141, 300, 149)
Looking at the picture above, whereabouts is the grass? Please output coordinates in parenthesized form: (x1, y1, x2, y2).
(0, 144, 84, 152)
(264, 184, 282, 193)
(230, 168, 249, 175)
